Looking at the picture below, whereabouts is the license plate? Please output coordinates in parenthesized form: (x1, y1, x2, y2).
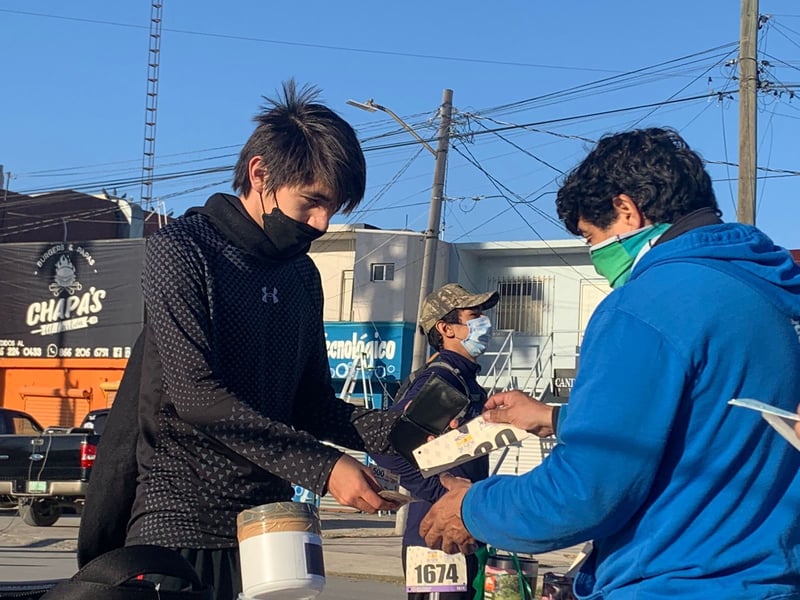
(26, 481, 47, 493)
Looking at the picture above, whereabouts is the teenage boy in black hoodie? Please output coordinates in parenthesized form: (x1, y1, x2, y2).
(121, 81, 398, 599)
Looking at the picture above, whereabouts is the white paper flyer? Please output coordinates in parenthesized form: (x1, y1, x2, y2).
(728, 398, 800, 451)
(413, 415, 531, 478)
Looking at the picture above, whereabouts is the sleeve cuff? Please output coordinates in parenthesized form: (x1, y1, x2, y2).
(299, 447, 343, 497)
(351, 410, 401, 454)
(551, 405, 561, 437)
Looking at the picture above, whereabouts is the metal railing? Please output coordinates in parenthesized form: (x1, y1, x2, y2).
(518, 331, 555, 396)
(479, 330, 514, 396)
(485, 329, 585, 475)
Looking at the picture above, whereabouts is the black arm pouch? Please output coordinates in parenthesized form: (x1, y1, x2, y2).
(388, 372, 470, 467)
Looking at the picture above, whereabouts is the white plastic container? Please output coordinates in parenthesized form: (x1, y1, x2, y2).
(237, 502, 325, 600)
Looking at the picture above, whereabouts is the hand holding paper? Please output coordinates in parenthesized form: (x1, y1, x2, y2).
(413, 415, 531, 477)
(484, 390, 556, 437)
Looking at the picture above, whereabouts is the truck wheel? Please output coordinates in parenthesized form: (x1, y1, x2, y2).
(19, 500, 61, 527)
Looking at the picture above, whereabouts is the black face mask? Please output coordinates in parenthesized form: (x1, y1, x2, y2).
(261, 207, 324, 259)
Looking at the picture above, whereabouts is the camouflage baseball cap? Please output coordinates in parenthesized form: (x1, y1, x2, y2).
(419, 283, 499, 334)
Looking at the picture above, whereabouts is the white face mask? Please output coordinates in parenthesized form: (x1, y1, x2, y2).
(460, 315, 493, 357)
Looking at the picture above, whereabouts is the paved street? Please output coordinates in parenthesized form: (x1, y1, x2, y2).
(0, 512, 79, 580)
(0, 508, 578, 598)
(0, 510, 406, 598)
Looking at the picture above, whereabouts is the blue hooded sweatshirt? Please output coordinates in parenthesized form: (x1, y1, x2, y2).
(461, 223, 800, 599)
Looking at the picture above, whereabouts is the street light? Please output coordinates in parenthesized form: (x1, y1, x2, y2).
(348, 89, 454, 373)
(346, 99, 436, 156)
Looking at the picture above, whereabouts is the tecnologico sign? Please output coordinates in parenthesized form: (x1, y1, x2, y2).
(324, 322, 415, 381)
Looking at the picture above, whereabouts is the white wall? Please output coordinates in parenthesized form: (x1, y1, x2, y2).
(312, 231, 609, 390)
(453, 242, 606, 390)
(350, 230, 433, 323)
(309, 235, 355, 321)
(310, 228, 454, 327)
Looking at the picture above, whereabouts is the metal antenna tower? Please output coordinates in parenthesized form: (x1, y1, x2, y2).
(140, 1, 163, 211)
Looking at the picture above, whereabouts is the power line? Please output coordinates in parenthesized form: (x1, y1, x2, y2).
(448, 143, 609, 294)
(628, 47, 739, 128)
(450, 141, 562, 228)
(11, 45, 749, 184)
(10, 90, 799, 215)
(472, 43, 739, 116)
(468, 120, 565, 175)
(0, 8, 625, 73)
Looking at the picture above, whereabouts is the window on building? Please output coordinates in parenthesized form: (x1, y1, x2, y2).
(488, 275, 551, 335)
(339, 270, 354, 321)
(370, 263, 395, 282)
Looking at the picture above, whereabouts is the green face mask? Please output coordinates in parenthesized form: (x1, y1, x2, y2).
(590, 223, 671, 288)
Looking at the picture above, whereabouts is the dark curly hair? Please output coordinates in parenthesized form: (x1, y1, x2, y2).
(555, 128, 720, 235)
(423, 308, 462, 351)
(232, 79, 366, 214)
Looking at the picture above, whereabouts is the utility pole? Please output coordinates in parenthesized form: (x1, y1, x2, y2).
(346, 90, 454, 536)
(410, 88, 454, 372)
(140, 1, 164, 212)
(738, 0, 758, 225)
(2, 168, 9, 203)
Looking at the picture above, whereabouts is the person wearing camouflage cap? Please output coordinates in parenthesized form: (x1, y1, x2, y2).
(371, 282, 499, 600)
(418, 283, 499, 357)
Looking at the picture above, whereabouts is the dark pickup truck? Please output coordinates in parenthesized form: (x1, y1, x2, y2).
(0, 408, 103, 526)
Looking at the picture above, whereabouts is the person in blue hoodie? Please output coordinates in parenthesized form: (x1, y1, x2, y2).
(372, 283, 498, 600)
(420, 128, 800, 600)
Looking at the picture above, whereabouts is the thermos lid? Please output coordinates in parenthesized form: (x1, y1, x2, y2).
(486, 554, 538, 574)
(237, 501, 321, 535)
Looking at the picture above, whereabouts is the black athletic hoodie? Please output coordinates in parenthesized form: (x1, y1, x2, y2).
(122, 193, 397, 548)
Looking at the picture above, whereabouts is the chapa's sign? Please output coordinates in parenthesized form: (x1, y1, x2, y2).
(0, 240, 145, 359)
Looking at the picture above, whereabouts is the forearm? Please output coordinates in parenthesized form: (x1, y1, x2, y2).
(552, 403, 567, 439)
(462, 309, 687, 553)
(290, 324, 400, 454)
(200, 412, 344, 494)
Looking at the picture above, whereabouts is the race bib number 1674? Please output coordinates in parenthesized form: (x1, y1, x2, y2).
(405, 546, 468, 593)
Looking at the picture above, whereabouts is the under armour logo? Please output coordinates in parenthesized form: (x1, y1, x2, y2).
(262, 286, 279, 304)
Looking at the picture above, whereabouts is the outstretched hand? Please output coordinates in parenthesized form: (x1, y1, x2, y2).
(483, 390, 555, 437)
(419, 473, 477, 555)
(326, 454, 399, 513)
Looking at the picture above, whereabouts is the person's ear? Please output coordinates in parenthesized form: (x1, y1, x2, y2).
(436, 321, 457, 339)
(248, 157, 268, 194)
(612, 194, 650, 228)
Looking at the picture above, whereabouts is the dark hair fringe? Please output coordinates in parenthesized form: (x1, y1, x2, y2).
(555, 127, 720, 235)
(232, 78, 366, 215)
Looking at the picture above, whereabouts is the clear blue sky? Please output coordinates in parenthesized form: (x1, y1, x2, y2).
(1, 1, 798, 248)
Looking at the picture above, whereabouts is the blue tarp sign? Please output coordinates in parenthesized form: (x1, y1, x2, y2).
(292, 485, 320, 506)
(324, 322, 414, 381)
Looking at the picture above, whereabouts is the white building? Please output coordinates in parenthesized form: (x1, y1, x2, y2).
(309, 224, 610, 478)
